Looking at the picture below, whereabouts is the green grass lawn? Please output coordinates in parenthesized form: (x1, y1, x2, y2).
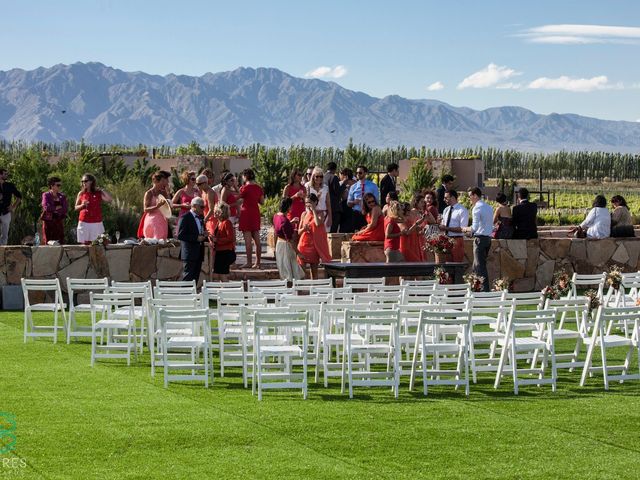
(1, 311, 639, 479)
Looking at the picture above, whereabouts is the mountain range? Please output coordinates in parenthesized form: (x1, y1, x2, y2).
(1, 62, 639, 152)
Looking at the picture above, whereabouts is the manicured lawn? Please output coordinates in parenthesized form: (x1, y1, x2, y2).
(1, 312, 639, 479)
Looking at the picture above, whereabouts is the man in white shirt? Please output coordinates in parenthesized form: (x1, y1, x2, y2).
(465, 187, 494, 291)
(438, 189, 468, 263)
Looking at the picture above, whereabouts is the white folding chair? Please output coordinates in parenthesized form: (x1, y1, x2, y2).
(240, 305, 291, 388)
(153, 284, 197, 298)
(311, 285, 351, 296)
(341, 309, 400, 398)
(396, 303, 434, 377)
(494, 308, 557, 394)
(66, 277, 109, 344)
(409, 307, 471, 396)
(317, 303, 362, 386)
(343, 277, 385, 292)
(201, 280, 245, 348)
(433, 283, 471, 298)
(218, 291, 267, 376)
(467, 298, 513, 383)
(109, 281, 152, 353)
(608, 279, 640, 337)
(22, 278, 67, 343)
(368, 284, 405, 294)
(541, 297, 590, 371)
(155, 280, 197, 289)
(401, 286, 438, 305)
(90, 292, 137, 366)
(247, 279, 291, 302)
(149, 297, 202, 377)
(293, 278, 332, 295)
(580, 305, 640, 390)
(158, 308, 212, 388)
(400, 278, 438, 288)
(252, 311, 309, 400)
(569, 273, 606, 299)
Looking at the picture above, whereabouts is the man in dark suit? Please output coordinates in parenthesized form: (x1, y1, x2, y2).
(380, 163, 399, 207)
(325, 162, 343, 233)
(436, 174, 455, 214)
(177, 197, 207, 282)
(511, 187, 538, 239)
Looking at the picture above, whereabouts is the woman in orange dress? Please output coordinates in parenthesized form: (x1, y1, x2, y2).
(351, 193, 385, 242)
(399, 202, 426, 262)
(297, 193, 332, 279)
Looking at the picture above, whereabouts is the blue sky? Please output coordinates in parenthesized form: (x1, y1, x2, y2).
(2, 0, 639, 121)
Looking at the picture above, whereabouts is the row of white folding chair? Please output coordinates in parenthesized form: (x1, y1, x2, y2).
(22, 278, 67, 343)
(157, 308, 213, 388)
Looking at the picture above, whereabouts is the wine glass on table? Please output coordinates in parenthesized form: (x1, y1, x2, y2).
(115, 230, 121, 243)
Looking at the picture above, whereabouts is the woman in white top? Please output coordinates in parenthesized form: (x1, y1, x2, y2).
(576, 195, 611, 238)
(305, 166, 332, 229)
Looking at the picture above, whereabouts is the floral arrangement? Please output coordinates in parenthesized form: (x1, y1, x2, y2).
(553, 270, 573, 297)
(492, 277, 511, 292)
(463, 272, 485, 292)
(424, 234, 455, 255)
(91, 234, 110, 246)
(542, 285, 559, 300)
(584, 289, 601, 314)
(606, 265, 623, 291)
(433, 267, 451, 285)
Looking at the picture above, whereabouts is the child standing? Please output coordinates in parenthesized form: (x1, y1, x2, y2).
(211, 203, 236, 282)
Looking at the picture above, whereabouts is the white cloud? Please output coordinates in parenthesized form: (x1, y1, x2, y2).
(495, 82, 522, 90)
(304, 65, 347, 79)
(527, 75, 621, 92)
(457, 63, 521, 89)
(426, 81, 444, 91)
(522, 24, 640, 45)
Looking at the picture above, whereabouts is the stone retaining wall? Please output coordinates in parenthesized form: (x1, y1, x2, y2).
(340, 237, 640, 292)
(5, 237, 640, 294)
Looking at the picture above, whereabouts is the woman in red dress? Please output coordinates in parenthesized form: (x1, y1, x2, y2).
(239, 168, 264, 269)
(282, 169, 306, 223)
(351, 193, 385, 242)
(74, 173, 112, 244)
(220, 173, 242, 224)
(384, 201, 405, 263)
(297, 193, 332, 279)
(171, 170, 200, 234)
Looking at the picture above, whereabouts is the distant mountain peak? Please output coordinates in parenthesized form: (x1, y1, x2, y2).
(1, 62, 639, 152)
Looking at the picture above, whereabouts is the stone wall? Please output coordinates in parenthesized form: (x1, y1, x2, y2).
(1, 244, 194, 292)
(341, 237, 640, 292)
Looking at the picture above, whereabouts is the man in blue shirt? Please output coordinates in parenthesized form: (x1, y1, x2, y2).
(465, 187, 494, 291)
(347, 165, 379, 230)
